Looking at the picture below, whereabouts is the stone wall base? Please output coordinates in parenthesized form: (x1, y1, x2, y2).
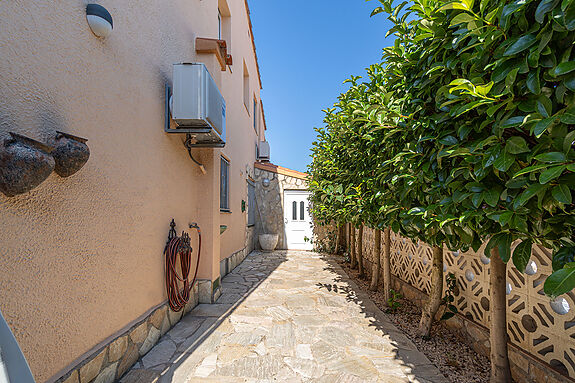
(220, 245, 250, 280)
(389, 276, 571, 383)
(55, 284, 199, 383)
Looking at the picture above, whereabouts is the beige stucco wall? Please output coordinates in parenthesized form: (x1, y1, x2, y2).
(0, 1, 264, 381)
(218, 0, 264, 263)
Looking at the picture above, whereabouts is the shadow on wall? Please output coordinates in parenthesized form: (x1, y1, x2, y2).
(253, 171, 286, 250)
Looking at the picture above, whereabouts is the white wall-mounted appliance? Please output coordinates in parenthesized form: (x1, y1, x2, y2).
(257, 140, 270, 161)
(165, 63, 226, 147)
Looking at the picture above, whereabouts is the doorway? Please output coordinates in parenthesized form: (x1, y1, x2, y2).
(283, 190, 313, 250)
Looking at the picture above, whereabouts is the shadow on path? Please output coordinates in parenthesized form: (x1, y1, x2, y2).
(317, 254, 449, 382)
(121, 250, 448, 383)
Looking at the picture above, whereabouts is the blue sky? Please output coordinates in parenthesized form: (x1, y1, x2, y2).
(248, 0, 395, 172)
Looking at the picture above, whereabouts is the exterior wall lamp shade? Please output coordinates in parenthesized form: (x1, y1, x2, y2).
(86, 4, 113, 38)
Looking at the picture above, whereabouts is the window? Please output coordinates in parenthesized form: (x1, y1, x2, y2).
(220, 157, 230, 211)
(253, 98, 258, 132)
(300, 201, 305, 221)
(247, 180, 255, 226)
(243, 63, 250, 111)
(292, 201, 297, 221)
(218, 0, 232, 49)
(218, 11, 222, 39)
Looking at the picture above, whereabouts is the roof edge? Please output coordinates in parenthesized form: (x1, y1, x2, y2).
(243, 0, 262, 90)
(254, 162, 308, 180)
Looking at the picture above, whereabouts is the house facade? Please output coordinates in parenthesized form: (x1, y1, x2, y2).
(0, 1, 268, 382)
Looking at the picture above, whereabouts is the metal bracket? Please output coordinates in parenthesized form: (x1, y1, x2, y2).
(164, 84, 225, 147)
(165, 219, 192, 253)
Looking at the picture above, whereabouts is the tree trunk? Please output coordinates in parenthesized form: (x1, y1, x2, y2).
(337, 223, 346, 254)
(334, 224, 340, 255)
(490, 247, 512, 383)
(383, 227, 391, 305)
(350, 224, 357, 269)
(417, 245, 443, 338)
(357, 225, 365, 277)
(370, 229, 381, 291)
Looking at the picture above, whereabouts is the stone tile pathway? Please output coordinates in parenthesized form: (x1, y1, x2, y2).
(121, 251, 448, 383)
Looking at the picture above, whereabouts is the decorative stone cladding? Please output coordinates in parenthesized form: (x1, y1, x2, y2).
(55, 285, 199, 383)
(339, 225, 575, 383)
(253, 163, 308, 250)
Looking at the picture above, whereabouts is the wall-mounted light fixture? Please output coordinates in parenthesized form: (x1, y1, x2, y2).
(86, 4, 113, 38)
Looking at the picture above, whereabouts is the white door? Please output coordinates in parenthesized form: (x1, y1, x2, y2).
(284, 190, 313, 250)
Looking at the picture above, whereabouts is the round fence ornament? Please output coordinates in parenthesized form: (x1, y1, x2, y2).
(550, 297, 570, 315)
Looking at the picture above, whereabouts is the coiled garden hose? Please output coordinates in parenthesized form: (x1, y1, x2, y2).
(164, 225, 201, 312)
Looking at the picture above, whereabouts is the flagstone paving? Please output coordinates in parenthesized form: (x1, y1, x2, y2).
(121, 250, 448, 383)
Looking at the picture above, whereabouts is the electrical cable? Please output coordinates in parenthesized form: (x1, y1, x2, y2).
(184, 134, 207, 174)
(164, 225, 201, 312)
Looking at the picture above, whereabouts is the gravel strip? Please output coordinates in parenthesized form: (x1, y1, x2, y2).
(339, 260, 490, 383)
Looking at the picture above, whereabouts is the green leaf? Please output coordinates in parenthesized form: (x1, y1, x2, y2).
(494, 151, 515, 171)
(544, 266, 575, 297)
(513, 240, 533, 273)
(487, 102, 506, 117)
(535, 0, 557, 23)
(370, 7, 384, 17)
(492, 63, 515, 83)
(566, 75, 575, 91)
(560, 113, 575, 124)
(533, 118, 555, 137)
(537, 27, 553, 53)
(501, 116, 526, 128)
(505, 67, 520, 88)
(498, 234, 513, 262)
(450, 13, 475, 26)
(438, 1, 470, 11)
(510, 214, 528, 232)
(535, 152, 567, 162)
(550, 62, 575, 76)
(439, 135, 459, 145)
(540, 166, 566, 184)
(552, 184, 573, 204)
(552, 247, 575, 271)
(527, 69, 541, 94)
(514, 183, 546, 208)
(506, 137, 529, 154)
(500, 0, 526, 28)
(485, 233, 502, 257)
(472, 193, 484, 207)
(484, 188, 500, 207)
(504, 35, 537, 56)
(536, 95, 553, 117)
(564, 130, 575, 152)
(513, 163, 551, 178)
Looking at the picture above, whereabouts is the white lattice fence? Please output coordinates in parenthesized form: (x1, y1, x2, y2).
(389, 232, 575, 377)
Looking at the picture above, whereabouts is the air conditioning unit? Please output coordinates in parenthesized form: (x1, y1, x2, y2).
(257, 141, 270, 161)
(167, 63, 226, 147)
